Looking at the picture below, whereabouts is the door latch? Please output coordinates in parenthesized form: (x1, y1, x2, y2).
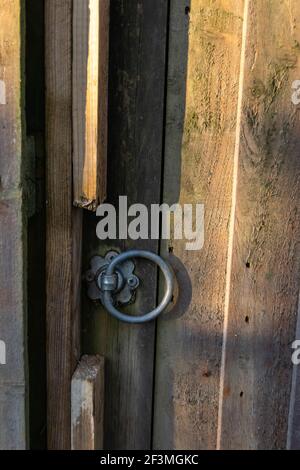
(84, 250, 174, 324)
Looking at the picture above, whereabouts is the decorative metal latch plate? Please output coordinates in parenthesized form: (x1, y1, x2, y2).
(84, 249, 174, 324)
(85, 250, 140, 307)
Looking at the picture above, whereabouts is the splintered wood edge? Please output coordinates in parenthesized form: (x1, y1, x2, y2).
(72, 355, 104, 381)
(73, 197, 98, 212)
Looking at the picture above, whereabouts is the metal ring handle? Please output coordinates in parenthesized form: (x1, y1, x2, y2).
(103, 250, 174, 324)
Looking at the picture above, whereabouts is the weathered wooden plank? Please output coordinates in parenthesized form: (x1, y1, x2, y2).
(71, 355, 105, 450)
(0, 0, 28, 450)
(45, 0, 82, 449)
(0, 200, 27, 450)
(0, 0, 23, 189)
(153, 0, 245, 449)
(73, 0, 109, 210)
(218, 0, 300, 449)
(0, 385, 27, 449)
(82, 0, 168, 449)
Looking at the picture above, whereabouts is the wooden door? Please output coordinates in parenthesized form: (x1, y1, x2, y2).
(82, 0, 169, 450)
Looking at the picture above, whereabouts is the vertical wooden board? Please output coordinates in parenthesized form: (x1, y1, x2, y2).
(0, 385, 26, 449)
(219, 0, 300, 449)
(82, 0, 168, 449)
(0, 200, 27, 449)
(0, 0, 27, 449)
(71, 355, 105, 450)
(153, 0, 244, 449)
(0, 0, 23, 189)
(45, 0, 82, 449)
(72, 208, 83, 369)
(0, 200, 26, 384)
(73, 0, 109, 210)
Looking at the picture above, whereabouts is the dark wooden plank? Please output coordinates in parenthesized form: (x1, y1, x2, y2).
(0, 0, 28, 449)
(153, 0, 244, 449)
(219, 0, 300, 449)
(45, 0, 82, 449)
(72, 209, 83, 370)
(82, 0, 168, 449)
(71, 355, 105, 450)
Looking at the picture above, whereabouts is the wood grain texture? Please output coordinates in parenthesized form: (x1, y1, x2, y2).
(0, 0, 28, 449)
(45, 0, 82, 450)
(71, 355, 105, 450)
(82, 0, 168, 450)
(153, 0, 244, 449)
(0, 0, 23, 190)
(73, 0, 109, 210)
(219, 0, 300, 450)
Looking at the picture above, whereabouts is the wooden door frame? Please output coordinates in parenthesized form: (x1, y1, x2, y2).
(45, 0, 82, 449)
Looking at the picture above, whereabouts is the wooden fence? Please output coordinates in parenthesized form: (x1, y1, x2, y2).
(1, 0, 300, 450)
